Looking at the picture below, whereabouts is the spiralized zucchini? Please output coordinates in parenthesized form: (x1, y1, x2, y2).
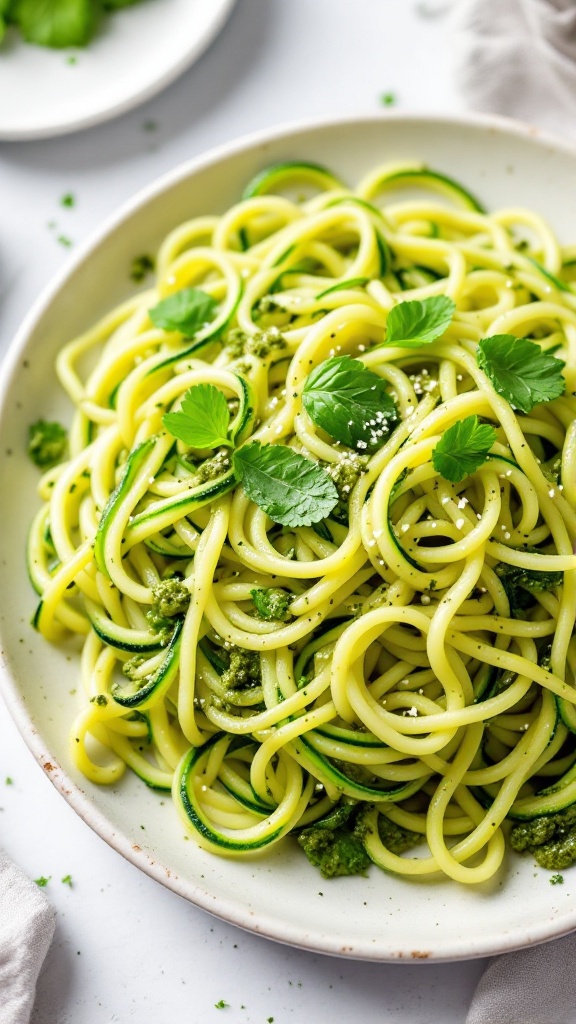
(28, 159, 576, 883)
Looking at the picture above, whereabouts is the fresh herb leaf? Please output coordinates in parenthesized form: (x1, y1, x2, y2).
(214, 1000, 229, 1009)
(302, 355, 397, 451)
(149, 288, 217, 337)
(10, 0, 99, 47)
(383, 295, 455, 348)
(432, 415, 496, 482)
(477, 335, 565, 414)
(550, 873, 564, 884)
(34, 876, 50, 887)
(234, 443, 338, 527)
(61, 874, 73, 886)
(163, 384, 231, 449)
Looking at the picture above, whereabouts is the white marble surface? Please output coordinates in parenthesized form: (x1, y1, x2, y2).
(0, 2, 489, 1020)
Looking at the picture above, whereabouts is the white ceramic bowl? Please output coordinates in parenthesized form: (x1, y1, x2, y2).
(0, 0, 236, 140)
(3, 113, 576, 962)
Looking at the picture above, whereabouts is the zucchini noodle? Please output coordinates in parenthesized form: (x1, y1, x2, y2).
(28, 159, 576, 883)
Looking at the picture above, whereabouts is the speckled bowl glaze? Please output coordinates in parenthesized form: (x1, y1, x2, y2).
(2, 114, 576, 961)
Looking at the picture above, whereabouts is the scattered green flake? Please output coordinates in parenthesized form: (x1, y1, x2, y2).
(28, 420, 68, 469)
(130, 253, 155, 283)
(214, 1000, 229, 1009)
(57, 235, 73, 248)
(60, 193, 75, 208)
(550, 873, 564, 885)
(66, 55, 77, 65)
(34, 876, 50, 887)
(5, 777, 13, 785)
(379, 92, 396, 106)
(61, 874, 73, 886)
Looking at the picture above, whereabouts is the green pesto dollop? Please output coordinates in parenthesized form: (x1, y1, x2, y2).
(250, 587, 293, 622)
(297, 803, 371, 879)
(225, 326, 287, 360)
(221, 647, 261, 691)
(377, 813, 421, 855)
(28, 420, 67, 469)
(146, 578, 190, 639)
(326, 453, 367, 502)
(510, 805, 576, 870)
(194, 450, 231, 484)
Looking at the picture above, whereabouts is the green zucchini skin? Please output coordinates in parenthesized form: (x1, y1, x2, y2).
(242, 161, 343, 200)
(111, 618, 183, 709)
(175, 735, 286, 852)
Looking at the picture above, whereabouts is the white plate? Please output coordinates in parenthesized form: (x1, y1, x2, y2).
(3, 113, 576, 962)
(0, 0, 235, 140)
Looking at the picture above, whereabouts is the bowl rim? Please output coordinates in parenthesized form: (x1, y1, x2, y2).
(4, 109, 576, 962)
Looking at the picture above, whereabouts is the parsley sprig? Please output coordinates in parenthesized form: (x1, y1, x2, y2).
(149, 287, 217, 337)
(302, 355, 396, 451)
(163, 384, 232, 450)
(432, 415, 496, 483)
(383, 295, 455, 348)
(163, 385, 338, 527)
(477, 335, 565, 413)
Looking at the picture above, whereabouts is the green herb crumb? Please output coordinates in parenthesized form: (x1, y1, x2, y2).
(28, 420, 68, 469)
(60, 193, 75, 208)
(550, 873, 564, 885)
(61, 874, 73, 886)
(250, 587, 293, 622)
(214, 1000, 229, 1009)
(5, 777, 12, 785)
(380, 92, 396, 106)
(34, 876, 50, 887)
(130, 253, 155, 283)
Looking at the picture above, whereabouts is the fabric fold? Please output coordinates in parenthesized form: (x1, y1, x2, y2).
(451, 0, 576, 137)
(0, 850, 56, 1024)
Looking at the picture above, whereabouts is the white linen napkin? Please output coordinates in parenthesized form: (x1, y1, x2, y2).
(451, 0, 576, 138)
(466, 935, 576, 1024)
(0, 850, 55, 1024)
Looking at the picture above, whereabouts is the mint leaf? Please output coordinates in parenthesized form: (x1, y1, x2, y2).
(477, 335, 565, 414)
(163, 384, 231, 449)
(10, 0, 99, 47)
(384, 295, 455, 348)
(432, 415, 496, 482)
(234, 443, 338, 527)
(302, 355, 396, 451)
(149, 288, 217, 337)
